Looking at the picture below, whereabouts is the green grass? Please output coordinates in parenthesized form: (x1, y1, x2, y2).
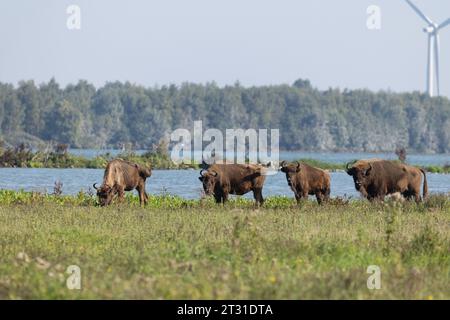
(423, 165, 450, 174)
(0, 191, 448, 299)
(295, 158, 345, 171)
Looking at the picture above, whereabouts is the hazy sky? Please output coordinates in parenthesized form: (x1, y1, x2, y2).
(1, 0, 450, 96)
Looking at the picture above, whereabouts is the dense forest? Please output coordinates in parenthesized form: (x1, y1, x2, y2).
(0, 78, 449, 153)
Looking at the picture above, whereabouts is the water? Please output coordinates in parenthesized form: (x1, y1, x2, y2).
(0, 168, 448, 199)
(69, 149, 450, 166)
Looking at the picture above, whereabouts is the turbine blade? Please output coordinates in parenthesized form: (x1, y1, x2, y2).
(437, 18, 450, 30)
(434, 34, 440, 96)
(427, 34, 433, 96)
(404, 0, 434, 25)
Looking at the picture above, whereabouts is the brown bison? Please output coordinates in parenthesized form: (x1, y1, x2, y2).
(346, 159, 427, 202)
(93, 159, 152, 206)
(280, 161, 331, 204)
(198, 163, 269, 205)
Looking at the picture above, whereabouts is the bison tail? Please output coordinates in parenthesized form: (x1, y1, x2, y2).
(420, 169, 428, 200)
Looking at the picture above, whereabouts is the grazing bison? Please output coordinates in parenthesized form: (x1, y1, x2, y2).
(280, 161, 331, 204)
(346, 159, 427, 202)
(198, 163, 269, 205)
(93, 159, 152, 206)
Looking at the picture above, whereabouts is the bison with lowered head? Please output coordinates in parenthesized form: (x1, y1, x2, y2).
(280, 161, 331, 204)
(346, 159, 427, 202)
(198, 163, 269, 205)
(93, 159, 152, 206)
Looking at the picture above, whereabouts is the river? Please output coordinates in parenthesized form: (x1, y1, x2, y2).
(0, 168, 448, 199)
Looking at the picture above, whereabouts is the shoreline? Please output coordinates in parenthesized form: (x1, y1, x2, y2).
(1, 146, 449, 173)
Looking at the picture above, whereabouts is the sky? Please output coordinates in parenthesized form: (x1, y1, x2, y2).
(0, 0, 450, 96)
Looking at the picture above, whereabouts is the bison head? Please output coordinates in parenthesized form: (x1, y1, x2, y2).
(198, 169, 219, 196)
(93, 183, 115, 206)
(346, 161, 372, 195)
(280, 161, 301, 187)
(136, 164, 152, 179)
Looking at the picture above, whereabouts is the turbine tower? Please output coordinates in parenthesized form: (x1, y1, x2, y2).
(405, 0, 450, 97)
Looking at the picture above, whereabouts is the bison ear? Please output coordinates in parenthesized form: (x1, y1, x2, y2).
(364, 163, 372, 176)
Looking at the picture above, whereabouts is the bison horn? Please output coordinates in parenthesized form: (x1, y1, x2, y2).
(201, 159, 210, 169)
(280, 160, 287, 167)
(345, 161, 355, 172)
(93, 183, 99, 190)
(296, 162, 301, 172)
(200, 169, 206, 176)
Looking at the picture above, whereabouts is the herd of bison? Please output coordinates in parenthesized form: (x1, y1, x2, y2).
(92, 158, 428, 206)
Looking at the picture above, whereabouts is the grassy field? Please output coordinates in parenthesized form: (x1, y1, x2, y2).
(0, 191, 449, 299)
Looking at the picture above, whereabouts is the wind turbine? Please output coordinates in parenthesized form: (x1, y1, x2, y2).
(405, 0, 450, 97)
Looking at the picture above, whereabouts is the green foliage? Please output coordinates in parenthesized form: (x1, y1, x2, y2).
(0, 192, 448, 299)
(424, 165, 450, 174)
(1, 79, 450, 152)
(294, 158, 344, 171)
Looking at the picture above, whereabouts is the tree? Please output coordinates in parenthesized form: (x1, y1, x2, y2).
(17, 80, 42, 136)
(0, 84, 23, 134)
(45, 100, 82, 146)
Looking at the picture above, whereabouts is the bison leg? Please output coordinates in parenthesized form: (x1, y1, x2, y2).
(324, 187, 331, 202)
(294, 193, 308, 206)
(253, 188, 264, 207)
(315, 192, 324, 205)
(116, 186, 125, 203)
(404, 188, 421, 203)
(222, 192, 229, 204)
(295, 192, 307, 205)
(136, 185, 147, 206)
(214, 194, 223, 204)
(409, 191, 421, 203)
(414, 193, 421, 203)
(317, 188, 331, 205)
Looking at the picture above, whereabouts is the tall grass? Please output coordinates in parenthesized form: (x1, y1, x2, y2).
(0, 191, 448, 299)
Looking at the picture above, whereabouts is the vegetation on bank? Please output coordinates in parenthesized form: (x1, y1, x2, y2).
(0, 142, 186, 170)
(0, 191, 448, 299)
(0, 143, 449, 173)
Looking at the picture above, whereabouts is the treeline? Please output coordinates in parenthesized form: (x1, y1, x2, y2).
(0, 78, 449, 153)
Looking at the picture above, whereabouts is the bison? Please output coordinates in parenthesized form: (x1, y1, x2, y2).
(345, 159, 427, 202)
(93, 159, 152, 206)
(198, 163, 269, 205)
(280, 161, 331, 204)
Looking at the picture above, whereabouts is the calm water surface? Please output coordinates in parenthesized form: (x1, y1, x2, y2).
(0, 168, 448, 199)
